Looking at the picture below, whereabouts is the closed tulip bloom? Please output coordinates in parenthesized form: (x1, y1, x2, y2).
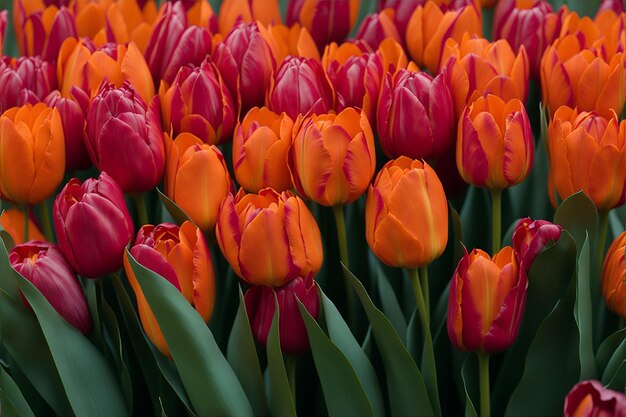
(601, 232, 626, 318)
(547, 106, 626, 211)
(447, 246, 528, 353)
(457, 95, 534, 190)
(0, 208, 46, 244)
(218, 0, 281, 36)
(233, 107, 293, 193)
(512, 217, 562, 271)
(267, 56, 334, 120)
(366, 157, 448, 268)
(184, 0, 218, 34)
(406, 0, 482, 73)
(53, 172, 133, 278)
(164, 132, 232, 234)
(0, 103, 64, 205)
(245, 273, 319, 354)
(86, 82, 164, 193)
(290, 108, 376, 206)
(378, 0, 423, 39)
(377, 68, 455, 160)
(124, 221, 215, 357)
(353, 9, 402, 50)
(216, 189, 324, 287)
(260, 22, 320, 62)
(100, 0, 158, 53)
(564, 380, 626, 417)
(0, 56, 56, 113)
(10, 241, 91, 334)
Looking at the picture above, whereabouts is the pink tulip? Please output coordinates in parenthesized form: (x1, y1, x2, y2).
(0, 56, 56, 113)
(353, 9, 402, 50)
(512, 217, 562, 272)
(564, 380, 626, 417)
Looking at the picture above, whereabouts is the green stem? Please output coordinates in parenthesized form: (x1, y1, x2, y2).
(333, 205, 354, 323)
(38, 201, 54, 243)
(491, 189, 502, 254)
(22, 206, 29, 243)
(419, 266, 430, 324)
(409, 269, 429, 330)
(478, 352, 491, 417)
(596, 210, 610, 277)
(132, 193, 149, 227)
(285, 355, 298, 408)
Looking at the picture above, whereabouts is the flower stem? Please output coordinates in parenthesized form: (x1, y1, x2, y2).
(491, 189, 502, 254)
(333, 205, 354, 323)
(596, 210, 609, 277)
(132, 193, 149, 227)
(38, 201, 54, 243)
(478, 352, 491, 417)
(419, 266, 430, 324)
(285, 355, 298, 408)
(22, 205, 29, 243)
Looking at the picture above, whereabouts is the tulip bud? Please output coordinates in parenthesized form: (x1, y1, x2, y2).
(86, 82, 164, 193)
(164, 132, 232, 234)
(260, 22, 320, 62)
(267, 56, 334, 120)
(233, 107, 293, 193)
(377, 68, 455, 160)
(124, 221, 215, 357)
(245, 273, 319, 354)
(0, 56, 56, 113)
(103, 0, 158, 53)
(10, 241, 91, 334)
(53, 172, 134, 278)
(353, 9, 402, 51)
(290, 108, 376, 206)
(216, 189, 324, 287)
(0, 103, 65, 205)
(160, 59, 236, 145)
(512, 217, 562, 271)
(457, 95, 534, 190)
(366, 157, 448, 268)
(601, 231, 626, 319)
(0, 208, 46, 245)
(378, 0, 423, 39)
(547, 106, 626, 211)
(564, 380, 626, 417)
(447, 246, 528, 353)
(218, 0, 281, 36)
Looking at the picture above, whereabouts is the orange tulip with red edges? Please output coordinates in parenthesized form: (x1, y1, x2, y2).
(260, 23, 320, 62)
(547, 106, 626, 211)
(164, 132, 232, 234)
(354, 9, 402, 51)
(365, 157, 448, 268)
(378, 0, 422, 40)
(233, 107, 293, 193)
(457, 95, 534, 190)
(124, 221, 215, 357)
(602, 231, 626, 319)
(99, 0, 158, 53)
(216, 189, 324, 287)
(0, 103, 64, 206)
(442, 34, 530, 116)
(405, 0, 482, 73)
(289, 108, 376, 206)
(564, 380, 626, 417)
(0, 208, 45, 244)
(218, 0, 281, 36)
(447, 246, 528, 353)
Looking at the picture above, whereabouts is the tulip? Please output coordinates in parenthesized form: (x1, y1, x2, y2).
(564, 380, 626, 417)
(0, 56, 56, 113)
(447, 246, 528, 353)
(233, 107, 293, 193)
(218, 0, 281, 36)
(405, 0, 482, 73)
(260, 22, 320, 62)
(597, 0, 625, 15)
(266, 56, 334, 120)
(353, 9, 403, 50)
(10, 241, 91, 334)
(601, 231, 626, 318)
(159, 59, 236, 145)
(0, 208, 46, 245)
(216, 188, 324, 287)
(365, 157, 448, 268)
(245, 273, 319, 354)
(289, 108, 376, 206)
(547, 106, 626, 211)
(377, 68, 455, 161)
(185, 0, 218, 34)
(124, 221, 215, 357)
(0, 103, 64, 206)
(53, 172, 133, 278)
(378, 0, 423, 39)
(442, 34, 530, 116)
(0, 10, 7, 56)
(512, 217, 562, 271)
(86, 82, 164, 194)
(457, 95, 534, 190)
(100, 0, 158, 53)
(212, 22, 276, 113)
(164, 132, 232, 234)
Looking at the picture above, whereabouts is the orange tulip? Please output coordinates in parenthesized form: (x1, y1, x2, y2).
(216, 188, 324, 287)
(547, 106, 626, 211)
(124, 221, 215, 357)
(97, 0, 158, 53)
(218, 0, 281, 36)
(233, 107, 293, 193)
(164, 132, 232, 234)
(442, 33, 530, 116)
(602, 231, 626, 318)
(405, 0, 482, 73)
(457, 95, 534, 190)
(365, 157, 448, 268)
(260, 22, 320, 62)
(0, 207, 46, 245)
(186, 0, 218, 33)
(0, 103, 64, 206)
(290, 108, 376, 206)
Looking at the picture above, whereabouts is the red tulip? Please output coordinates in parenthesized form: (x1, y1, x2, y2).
(353, 9, 403, 51)
(0, 56, 56, 113)
(378, 0, 423, 39)
(53, 172, 134, 278)
(597, 0, 625, 15)
(512, 217, 562, 271)
(564, 380, 626, 417)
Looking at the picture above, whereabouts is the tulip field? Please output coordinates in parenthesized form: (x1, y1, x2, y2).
(1, 0, 626, 416)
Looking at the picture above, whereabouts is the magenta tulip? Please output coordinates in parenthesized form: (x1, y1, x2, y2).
(378, 0, 423, 37)
(512, 217, 562, 272)
(564, 380, 626, 417)
(353, 9, 403, 50)
(0, 56, 56, 113)
(597, 0, 625, 15)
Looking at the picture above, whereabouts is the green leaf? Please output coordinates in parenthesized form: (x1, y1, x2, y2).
(574, 235, 597, 379)
(606, 360, 626, 392)
(602, 332, 626, 385)
(227, 287, 267, 416)
(126, 250, 253, 417)
(554, 192, 598, 251)
(369, 253, 406, 341)
(320, 291, 384, 417)
(298, 300, 375, 417)
(449, 203, 464, 265)
(597, 328, 626, 378)
(460, 355, 478, 417)
(157, 188, 194, 227)
(0, 367, 35, 417)
(345, 265, 434, 417)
